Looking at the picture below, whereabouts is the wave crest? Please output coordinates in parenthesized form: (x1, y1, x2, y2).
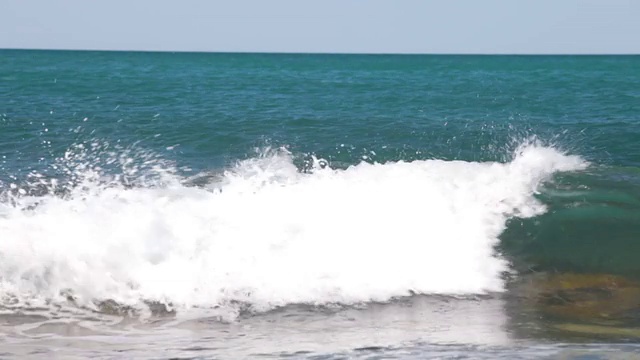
(0, 142, 587, 317)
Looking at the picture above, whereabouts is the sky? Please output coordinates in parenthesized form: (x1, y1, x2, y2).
(1, 0, 639, 54)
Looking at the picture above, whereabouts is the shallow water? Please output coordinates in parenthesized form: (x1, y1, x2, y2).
(3, 293, 640, 359)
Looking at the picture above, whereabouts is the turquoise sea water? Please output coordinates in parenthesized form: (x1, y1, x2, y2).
(1, 50, 640, 358)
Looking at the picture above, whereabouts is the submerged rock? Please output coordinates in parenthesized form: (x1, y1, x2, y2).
(553, 323, 640, 338)
(532, 273, 640, 320)
(514, 273, 640, 338)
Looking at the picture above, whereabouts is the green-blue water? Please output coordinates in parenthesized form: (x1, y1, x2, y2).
(1, 50, 640, 358)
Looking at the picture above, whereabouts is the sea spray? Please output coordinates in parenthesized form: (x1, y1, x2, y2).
(0, 142, 588, 316)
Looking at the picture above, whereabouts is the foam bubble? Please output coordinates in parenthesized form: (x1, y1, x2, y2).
(0, 143, 587, 316)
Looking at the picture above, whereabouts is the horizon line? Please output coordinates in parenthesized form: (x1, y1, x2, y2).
(1, 47, 639, 56)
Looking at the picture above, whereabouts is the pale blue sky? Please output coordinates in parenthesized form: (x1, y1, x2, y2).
(1, 0, 639, 54)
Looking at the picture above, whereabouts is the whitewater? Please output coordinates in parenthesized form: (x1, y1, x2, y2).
(0, 142, 587, 319)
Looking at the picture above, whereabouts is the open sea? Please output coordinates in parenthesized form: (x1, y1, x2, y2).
(1, 50, 640, 359)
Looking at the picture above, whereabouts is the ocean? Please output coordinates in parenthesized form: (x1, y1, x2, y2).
(1, 50, 640, 359)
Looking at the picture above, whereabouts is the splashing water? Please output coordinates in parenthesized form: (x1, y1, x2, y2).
(0, 141, 587, 318)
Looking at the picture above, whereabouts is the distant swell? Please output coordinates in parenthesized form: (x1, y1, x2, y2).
(0, 142, 587, 316)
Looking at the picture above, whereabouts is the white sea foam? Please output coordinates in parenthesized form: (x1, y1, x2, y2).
(0, 142, 587, 315)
